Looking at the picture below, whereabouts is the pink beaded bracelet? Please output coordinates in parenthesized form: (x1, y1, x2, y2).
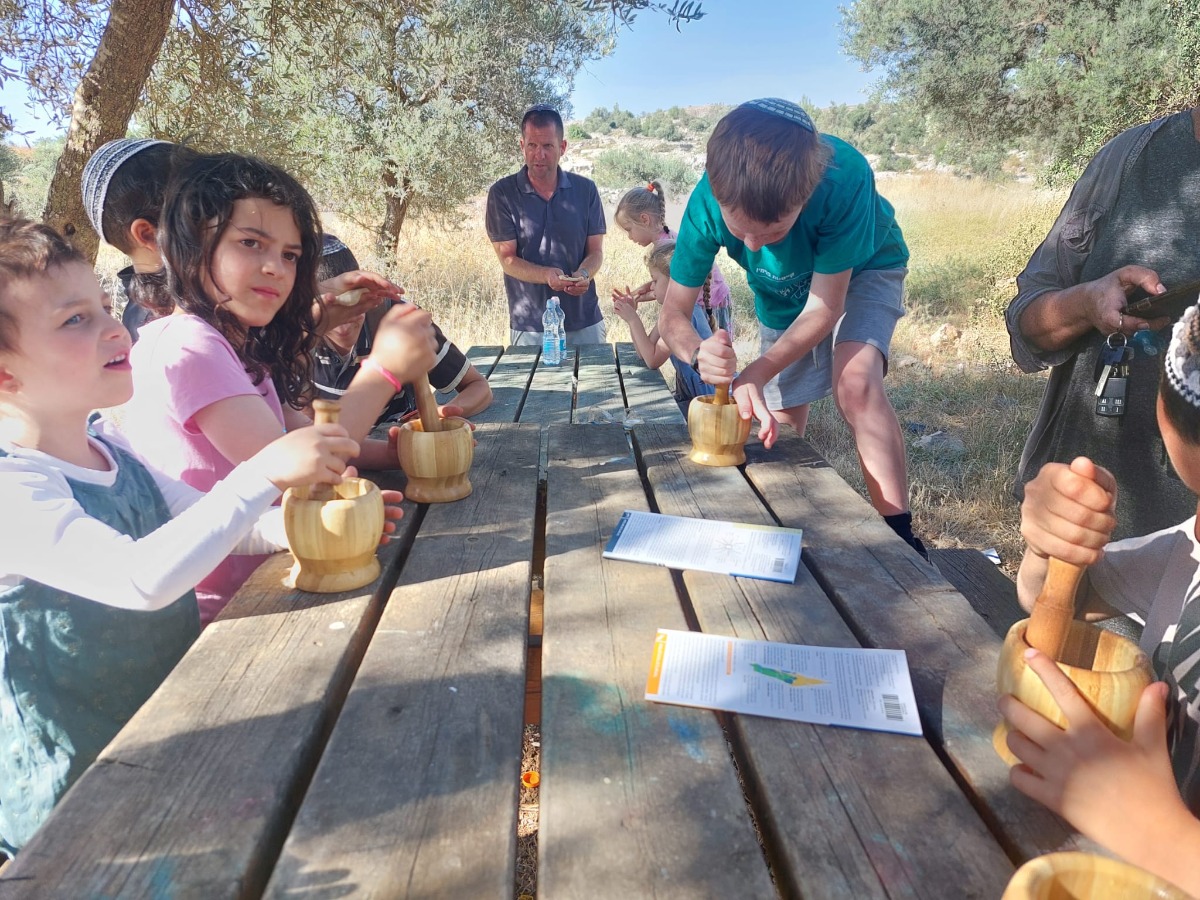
(362, 357, 405, 392)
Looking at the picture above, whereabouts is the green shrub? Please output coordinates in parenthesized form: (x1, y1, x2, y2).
(566, 123, 591, 140)
(877, 151, 914, 172)
(591, 147, 699, 191)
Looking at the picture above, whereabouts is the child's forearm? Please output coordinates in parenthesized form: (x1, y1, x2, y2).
(3, 462, 281, 612)
(235, 506, 287, 555)
(448, 374, 493, 418)
(750, 306, 840, 385)
(626, 316, 669, 369)
(337, 370, 400, 445)
(1015, 548, 1049, 613)
(1113, 798, 1200, 896)
(352, 437, 398, 471)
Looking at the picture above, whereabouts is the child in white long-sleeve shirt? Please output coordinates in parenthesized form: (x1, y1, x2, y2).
(0, 219, 413, 856)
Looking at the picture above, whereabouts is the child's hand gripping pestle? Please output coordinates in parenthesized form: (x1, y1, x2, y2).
(1025, 557, 1082, 662)
(304, 399, 341, 502)
(411, 372, 441, 433)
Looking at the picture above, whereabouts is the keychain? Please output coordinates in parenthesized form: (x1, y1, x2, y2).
(1095, 332, 1130, 418)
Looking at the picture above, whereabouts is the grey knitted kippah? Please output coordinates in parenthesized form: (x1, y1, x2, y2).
(1166, 303, 1200, 410)
(740, 98, 815, 133)
(81, 138, 169, 242)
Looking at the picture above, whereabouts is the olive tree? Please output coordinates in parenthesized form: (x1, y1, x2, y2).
(1, 0, 703, 258)
(842, 0, 1200, 178)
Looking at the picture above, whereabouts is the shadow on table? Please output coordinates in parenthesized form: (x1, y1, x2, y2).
(7, 670, 747, 899)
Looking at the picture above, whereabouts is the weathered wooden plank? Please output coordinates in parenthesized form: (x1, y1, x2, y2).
(263, 424, 540, 899)
(572, 343, 623, 424)
(520, 347, 576, 425)
(465, 344, 503, 377)
(472, 345, 539, 424)
(435, 345, 504, 408)
(615, 342, 686, 425)
(740, 430, 1086, 860)
(0, 473, 419, 899)
(538, 424, 774, 899)
(930, 549, 1025, 641)
(632, 424, 1014, 898)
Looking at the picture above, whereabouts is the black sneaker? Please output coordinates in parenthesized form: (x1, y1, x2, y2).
(907, 533, 930, 562)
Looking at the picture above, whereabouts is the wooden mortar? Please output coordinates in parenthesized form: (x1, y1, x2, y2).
(994, 558, 1153, 765)
(282, 400, 385, 593)
(1002, 851, 1191, 899)
(688, 383, 751, 467)
(396, 373, 473, 503)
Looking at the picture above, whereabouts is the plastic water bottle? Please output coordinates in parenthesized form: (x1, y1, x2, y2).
(542, 300, 562, 366)
(551, 296, 567, 358)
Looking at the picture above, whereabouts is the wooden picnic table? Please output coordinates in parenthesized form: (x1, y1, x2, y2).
(0, 343, 1087, 899)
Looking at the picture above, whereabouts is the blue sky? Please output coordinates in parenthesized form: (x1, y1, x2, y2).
(2, 1, 876, 143)
(569, 1, 877, 117)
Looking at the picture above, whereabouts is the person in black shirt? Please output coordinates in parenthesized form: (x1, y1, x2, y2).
(313, 236, 492, 428)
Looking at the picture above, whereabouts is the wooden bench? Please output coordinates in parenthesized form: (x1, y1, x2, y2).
(930, 548, 1145, 645)
(930, 548, 1025, 640)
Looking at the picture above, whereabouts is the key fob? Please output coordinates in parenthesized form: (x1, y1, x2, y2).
(1095, 373, 1128, 417)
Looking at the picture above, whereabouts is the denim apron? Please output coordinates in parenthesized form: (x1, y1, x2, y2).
(0, 433, 199, 854)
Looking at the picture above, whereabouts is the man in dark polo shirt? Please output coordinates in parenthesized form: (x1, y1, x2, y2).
(486, 104, 606, 345)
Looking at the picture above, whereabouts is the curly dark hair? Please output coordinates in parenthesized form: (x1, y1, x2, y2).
(158, 153, 320, 408)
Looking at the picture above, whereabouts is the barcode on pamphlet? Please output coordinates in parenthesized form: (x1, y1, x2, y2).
(772, 557, 784, 574)
(883, 694, 903, 721)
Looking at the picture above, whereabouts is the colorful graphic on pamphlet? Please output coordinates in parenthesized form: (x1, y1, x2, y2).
(751, 663, 827, 687)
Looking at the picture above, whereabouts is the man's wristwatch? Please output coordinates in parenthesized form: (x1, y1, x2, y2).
(577, 268, 589, 280)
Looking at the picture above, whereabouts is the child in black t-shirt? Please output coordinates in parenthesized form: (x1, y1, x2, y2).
(314, 236, 492, 427)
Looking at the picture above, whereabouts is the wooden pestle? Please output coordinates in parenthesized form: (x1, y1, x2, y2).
(1025, 557, 1084, 662)
(412, 372, 441, 433)
(714, 383, 730, 405)
(306, 399, 341, 502)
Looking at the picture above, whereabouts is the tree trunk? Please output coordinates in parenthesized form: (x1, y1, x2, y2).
(41, 0, 176, 262)
(378, 168, 412, 258)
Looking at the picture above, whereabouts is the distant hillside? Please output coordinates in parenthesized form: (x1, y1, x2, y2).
(568, 101, 1033, 190)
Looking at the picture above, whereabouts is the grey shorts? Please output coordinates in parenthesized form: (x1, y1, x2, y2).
(511, 320, 607, 347)
(760, 267, 906, 410)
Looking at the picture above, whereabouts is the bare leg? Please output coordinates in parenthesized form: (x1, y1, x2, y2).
(831, 340, 910, 517)
(772, 403, 811, 436)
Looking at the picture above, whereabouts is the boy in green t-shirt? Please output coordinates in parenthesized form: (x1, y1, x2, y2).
(659, 98, 924, 559)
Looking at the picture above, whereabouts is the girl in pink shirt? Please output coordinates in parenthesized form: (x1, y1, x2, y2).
(121, 153, 436, 624)
(614, 181, 734, 335)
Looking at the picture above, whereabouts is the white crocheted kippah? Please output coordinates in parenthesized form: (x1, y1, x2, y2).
(1165, 303, 1200, 410)
(81, 138, 169, 242)
(740, 98, 815, 133)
